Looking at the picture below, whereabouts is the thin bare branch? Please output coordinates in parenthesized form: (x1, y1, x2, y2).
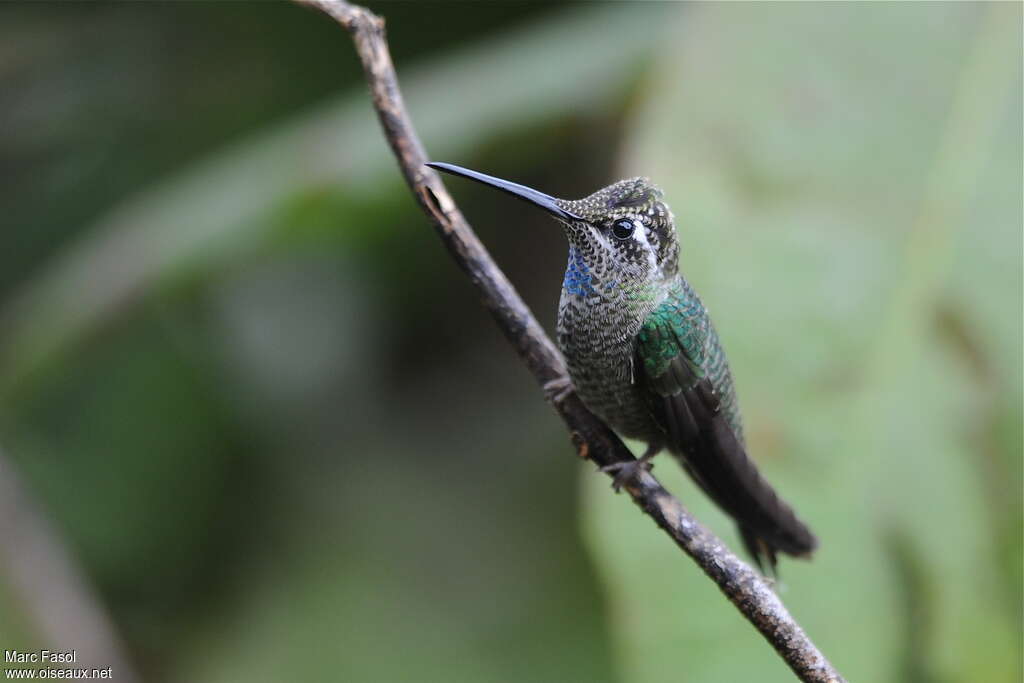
(294, 2, 845, 681)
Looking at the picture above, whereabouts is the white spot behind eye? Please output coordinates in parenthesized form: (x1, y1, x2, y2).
(629, 221, 659, 272)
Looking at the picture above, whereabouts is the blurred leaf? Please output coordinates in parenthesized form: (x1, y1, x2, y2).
(583, 3, 1021, 682)
(7, 313, 251, 604)
(174, 424, 615, 683)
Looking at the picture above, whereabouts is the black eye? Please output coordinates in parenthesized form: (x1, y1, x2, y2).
(611, 219, 635, 240)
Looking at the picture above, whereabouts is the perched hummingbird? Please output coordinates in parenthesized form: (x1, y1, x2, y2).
(427, 162, 818, 572)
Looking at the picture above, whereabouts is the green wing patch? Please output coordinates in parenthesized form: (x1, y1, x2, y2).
(636, 292, 709, 395)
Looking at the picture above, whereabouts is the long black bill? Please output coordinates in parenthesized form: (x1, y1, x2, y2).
(427, 162, 582, 222)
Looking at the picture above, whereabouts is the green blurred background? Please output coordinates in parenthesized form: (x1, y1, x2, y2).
(1, 2, 1020, 682)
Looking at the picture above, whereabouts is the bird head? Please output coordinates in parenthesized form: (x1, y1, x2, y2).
(427, 162, 679, 293)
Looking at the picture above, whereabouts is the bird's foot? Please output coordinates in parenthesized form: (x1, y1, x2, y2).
(600, 447, 658, 492)
(600, 459, 652, 492)
(542, 375, 574, 405)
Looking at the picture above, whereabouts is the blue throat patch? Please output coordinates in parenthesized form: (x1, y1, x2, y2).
(563, 247, 597, 297)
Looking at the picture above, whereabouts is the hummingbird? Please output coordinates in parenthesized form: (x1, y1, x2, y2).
(427, 162, 818, 572)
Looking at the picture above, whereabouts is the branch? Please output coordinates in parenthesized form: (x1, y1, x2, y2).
(294, 2, 845, 681)
(0, 448, 139, 682)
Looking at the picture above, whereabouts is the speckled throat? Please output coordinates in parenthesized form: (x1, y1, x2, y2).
(556, 253, 668, 443)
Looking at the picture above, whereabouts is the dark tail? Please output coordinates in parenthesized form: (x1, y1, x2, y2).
(662, 379, 818, 572)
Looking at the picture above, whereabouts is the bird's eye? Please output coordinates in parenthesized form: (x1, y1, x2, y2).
(611, 219, 635, 240)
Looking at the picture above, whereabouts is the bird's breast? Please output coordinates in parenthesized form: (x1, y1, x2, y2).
(556, 292, 663, 442)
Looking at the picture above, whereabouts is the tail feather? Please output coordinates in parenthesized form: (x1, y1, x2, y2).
(661, 378, 818, 565)
(739, 525, 780, 576)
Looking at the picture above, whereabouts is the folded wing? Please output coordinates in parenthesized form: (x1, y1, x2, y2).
(636, 303, 817, 572)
